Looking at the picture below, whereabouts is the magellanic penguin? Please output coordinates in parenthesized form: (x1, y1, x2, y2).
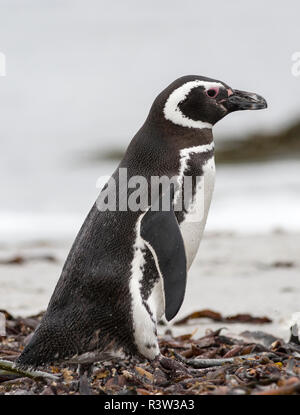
(17, 75, 267, 371)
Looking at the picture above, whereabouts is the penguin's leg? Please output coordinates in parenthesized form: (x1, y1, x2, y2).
(151, 354, 189, 377)
(78, 363, 93, 395)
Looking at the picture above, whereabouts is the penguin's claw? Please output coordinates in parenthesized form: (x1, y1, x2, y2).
(78, 363, 93, 395)
(152, 355, 188, 377)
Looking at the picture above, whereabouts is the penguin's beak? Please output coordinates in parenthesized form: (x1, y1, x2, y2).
(225, 89, 268, 112)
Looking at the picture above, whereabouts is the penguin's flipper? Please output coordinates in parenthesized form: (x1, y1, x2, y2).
(140, 205, 187, 321)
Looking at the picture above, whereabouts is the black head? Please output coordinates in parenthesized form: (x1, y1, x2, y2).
(151, 75, 267, 130)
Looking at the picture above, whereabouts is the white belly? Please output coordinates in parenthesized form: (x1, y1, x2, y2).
(129, 148, 215, 354)
(180, 156, 215, 269)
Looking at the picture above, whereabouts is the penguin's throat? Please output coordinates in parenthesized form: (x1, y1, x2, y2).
(170, 129, 214, 151)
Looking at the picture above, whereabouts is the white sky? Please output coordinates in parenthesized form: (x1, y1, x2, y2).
(0, 0, 299, 159)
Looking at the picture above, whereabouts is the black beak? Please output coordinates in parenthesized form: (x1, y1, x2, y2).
(226, 89, 268, 112)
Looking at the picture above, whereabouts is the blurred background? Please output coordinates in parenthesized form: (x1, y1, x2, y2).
(0, 1, 299, 336)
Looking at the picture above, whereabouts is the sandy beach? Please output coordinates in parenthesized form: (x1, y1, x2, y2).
(1, 231, 299, 342)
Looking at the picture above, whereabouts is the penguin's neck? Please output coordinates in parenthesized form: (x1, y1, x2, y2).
(122, 121, 214, 178)
(144, 117, 214, 149)
(167, 128, 214, 151)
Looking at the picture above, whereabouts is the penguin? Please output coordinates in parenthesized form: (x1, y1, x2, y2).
(16, 75, 267, 372)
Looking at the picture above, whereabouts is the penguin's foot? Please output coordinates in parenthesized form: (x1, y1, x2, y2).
(151, 355, 189, 379)
(78, 363, 93, 395)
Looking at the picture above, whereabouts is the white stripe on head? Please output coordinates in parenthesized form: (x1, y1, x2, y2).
(163, 80, 223, 129)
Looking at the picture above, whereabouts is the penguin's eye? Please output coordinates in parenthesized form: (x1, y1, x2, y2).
(206, 88, 219, 98)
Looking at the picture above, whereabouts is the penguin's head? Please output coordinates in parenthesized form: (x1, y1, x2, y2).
(155, 75, 267, 130)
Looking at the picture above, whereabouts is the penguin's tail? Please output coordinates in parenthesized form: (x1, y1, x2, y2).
(15, 323, 78, 369)
(15, 342, 50, 370)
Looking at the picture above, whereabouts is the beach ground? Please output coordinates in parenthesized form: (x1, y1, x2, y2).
(0, 232, 299, 341)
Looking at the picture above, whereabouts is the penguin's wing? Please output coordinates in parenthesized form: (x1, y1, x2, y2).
(140, 201, 187, 321)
